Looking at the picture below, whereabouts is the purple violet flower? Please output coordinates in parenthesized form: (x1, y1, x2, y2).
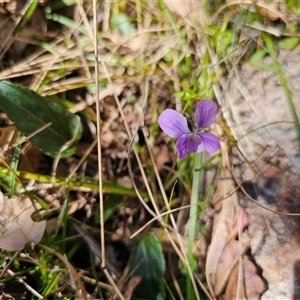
(158, 100, 221, 159)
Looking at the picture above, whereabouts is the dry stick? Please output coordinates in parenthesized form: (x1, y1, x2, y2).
(171, 270, 185, 300)
(64, 254, 80, 292)
(6, 269, 44, 299)
(92, 0, 104, 276)
(130, 204, 193, 239)
(107, 266, 130, 300)
(0, 251, 19, 278)
(92, 2, 124, 300)
(80, 275, 113, 292)
(194, 274, 214, 300)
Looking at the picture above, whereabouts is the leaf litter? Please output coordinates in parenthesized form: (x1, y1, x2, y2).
(208, 44, 300, 299)
(0, 192, 45, 250)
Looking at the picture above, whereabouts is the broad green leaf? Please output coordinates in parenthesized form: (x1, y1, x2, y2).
(0, 81, 82, 158)
(128, 233, 166, 300)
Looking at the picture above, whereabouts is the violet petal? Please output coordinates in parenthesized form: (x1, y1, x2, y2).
(176, 134, 189, 159)
(186, 133, 202, 153)
(196, 139, 204, 153)
(158, 109, 190, 138)
(177, 133, 203, 159)
(199, 132, 221, 153)
(195, 100, 218, 129)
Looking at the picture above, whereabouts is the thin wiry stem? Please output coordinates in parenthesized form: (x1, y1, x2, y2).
(93, 2, 124, 299)
(92, 0, 104, 279)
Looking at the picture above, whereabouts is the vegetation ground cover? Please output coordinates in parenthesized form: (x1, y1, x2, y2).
(0, 1, 299, 299)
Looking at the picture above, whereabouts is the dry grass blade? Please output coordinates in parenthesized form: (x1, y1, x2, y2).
(6, 268, 43, 299)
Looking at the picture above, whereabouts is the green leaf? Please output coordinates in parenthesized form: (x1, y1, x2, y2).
(110, 14, 135, 37)
(0, 81, 82, 158)
(250, 49, 267, 63)
(15, 1, 39, 33)
(250, 50, 275, 72)
(128, 233, 166, 300)
(278, 37, 300, 50)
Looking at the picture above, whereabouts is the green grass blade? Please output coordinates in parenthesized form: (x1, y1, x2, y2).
(0, 167, 149, 197)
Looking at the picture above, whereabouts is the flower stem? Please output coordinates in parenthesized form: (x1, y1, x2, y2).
(187, 152, 202, 299)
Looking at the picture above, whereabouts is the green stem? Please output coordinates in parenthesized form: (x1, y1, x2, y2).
(8, 144, 21, 198)
(0, 167, 148, 198)
(187, 152, 202, 300)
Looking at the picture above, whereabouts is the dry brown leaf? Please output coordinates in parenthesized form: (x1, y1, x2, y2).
(18, 144, 42, 173)
(220, 239, 266, 300)
(206, 145, 267, 299)
(0, 192, 46, 250)
(0, 125, 19, 154)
